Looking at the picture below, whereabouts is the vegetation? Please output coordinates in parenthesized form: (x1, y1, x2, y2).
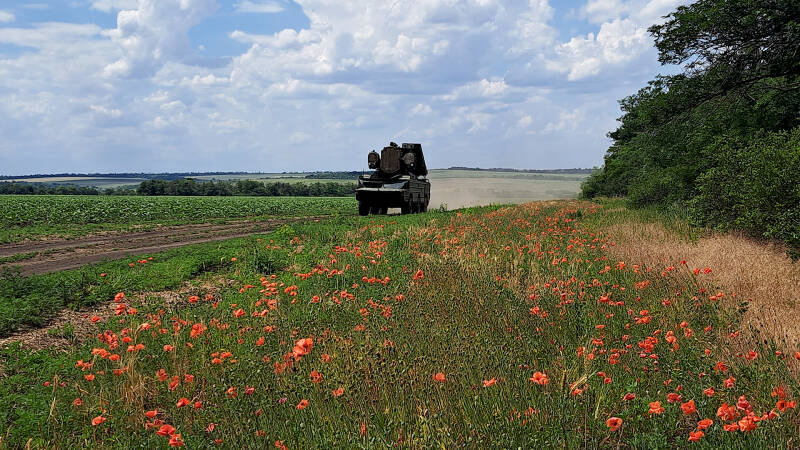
(581, 0, 800, 253)
(0, 200, 798, 448)
(0, 195, 354, 228)
(136, 179, 355, 197)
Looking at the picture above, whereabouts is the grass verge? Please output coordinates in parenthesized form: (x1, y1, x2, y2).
(0, 201, 798, 448)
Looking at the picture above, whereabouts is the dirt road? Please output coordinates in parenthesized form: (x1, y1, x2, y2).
(0, 217, 323, 275)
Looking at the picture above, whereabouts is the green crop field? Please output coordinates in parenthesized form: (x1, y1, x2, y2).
(0, 195, 355, 244)
(0, 195, 354, 228)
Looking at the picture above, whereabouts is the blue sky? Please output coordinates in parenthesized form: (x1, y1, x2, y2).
(0, 0, 687, 174)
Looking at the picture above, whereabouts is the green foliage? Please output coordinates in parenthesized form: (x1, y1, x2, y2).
(582, 0, 800, 252)
(690, 128, 800, 252)
(136, 178, 356, 197)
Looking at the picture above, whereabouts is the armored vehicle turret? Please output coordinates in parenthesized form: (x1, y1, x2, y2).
(356, 142, 431, 215)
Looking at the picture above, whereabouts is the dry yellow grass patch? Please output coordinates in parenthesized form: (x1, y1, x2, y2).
(600, 220, 800, 356)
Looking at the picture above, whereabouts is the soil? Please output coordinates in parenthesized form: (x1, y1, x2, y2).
(0, 217, 325, 275)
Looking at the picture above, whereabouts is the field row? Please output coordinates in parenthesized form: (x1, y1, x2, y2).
(0, 195, 355, 228)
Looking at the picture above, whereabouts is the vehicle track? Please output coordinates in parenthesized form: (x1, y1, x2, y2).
(0, 217, 325, 275)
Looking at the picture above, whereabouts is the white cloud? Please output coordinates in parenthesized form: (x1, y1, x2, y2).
(236, 1, 284, 14)
(0, 0, 689, 174)
(103, 0, 218, 78)
(0, 10, 15, 23)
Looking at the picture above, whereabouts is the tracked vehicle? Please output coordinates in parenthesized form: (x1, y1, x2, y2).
(356, 142, 431, 215)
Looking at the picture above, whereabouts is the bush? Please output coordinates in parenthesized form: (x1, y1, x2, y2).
(690, 127, 800, 253)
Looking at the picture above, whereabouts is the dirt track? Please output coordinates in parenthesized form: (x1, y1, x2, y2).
(0, 217, 323, 275)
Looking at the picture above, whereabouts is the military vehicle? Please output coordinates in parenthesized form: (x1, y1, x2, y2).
(356, 142, 431, 215)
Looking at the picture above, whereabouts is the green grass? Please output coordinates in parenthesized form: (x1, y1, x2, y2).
(0, 200, 798, 448)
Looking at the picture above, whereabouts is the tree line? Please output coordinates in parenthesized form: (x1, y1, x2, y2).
(581, 0, 800, 255)
(136, 179, 355, 197)
(0, 179, 355, 197)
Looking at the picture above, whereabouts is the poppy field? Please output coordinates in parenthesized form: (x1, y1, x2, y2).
(1, 200, 798, 448)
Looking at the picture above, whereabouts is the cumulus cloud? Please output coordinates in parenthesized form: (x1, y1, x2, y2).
(103, 0, 218, 78)
(0, 0, 689, 174)
(228, 0, 557, 90)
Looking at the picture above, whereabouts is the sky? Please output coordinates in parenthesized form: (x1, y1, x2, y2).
(0, 0, 688, 175)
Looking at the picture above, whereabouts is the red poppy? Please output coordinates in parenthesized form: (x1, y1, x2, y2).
(697, 418, 713, 430)
(529, 371, 549, 385)
(681, 399, 697, 415)
(169, 433, 184, 447)
(606, 417, 623, 431)
(156, 424, 176, 436)
(296, 399, 309, 410)
(648, 401, 664, 415)
(433, 372, 446, 383)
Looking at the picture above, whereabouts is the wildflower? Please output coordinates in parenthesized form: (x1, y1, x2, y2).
(667, 392, 682, 403)
(145, 410, 158, 418)
(433, 372, 446, 383)
(716, 403, 739, 421)
(681, 399, 697, 415)
(697, 418, 713, 430)
(296, 399, 309, 410)
(606, 417, 623, 431)
(777, 400, 797, 412)
(292, 338, 313, 359)
(622, 393, 636, 401)
(648, 401, 665, 415)
(91, 416, 106, 426)
(723, 423, 739, 432)
(190, 323, 206, 339)
(412, 269, 424, 280)
(738, 415, 757, 432)
(529, 371, 549, 385)
(176, 398, 190, 408)
(332, 387, 344, 397)
(688, 431, 704, 442)
(157, 424, 177, 436)
(703, 387, 715, 397)
(310, 370, 323, 383)
(72, 398, 83, 407)
(483, 378, 498, 387)
(169, 434, 184, 447)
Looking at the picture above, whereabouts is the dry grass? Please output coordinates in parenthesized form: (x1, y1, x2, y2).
(599, 220, 800, 356)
